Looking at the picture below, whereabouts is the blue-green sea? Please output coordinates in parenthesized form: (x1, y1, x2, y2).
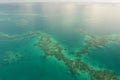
(0, 3, 120, 80)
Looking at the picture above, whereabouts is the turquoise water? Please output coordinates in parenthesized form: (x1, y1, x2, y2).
(0, 3, 120, 80)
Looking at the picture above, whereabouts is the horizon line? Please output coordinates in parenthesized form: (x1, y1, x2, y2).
(1, 1, 120, 3)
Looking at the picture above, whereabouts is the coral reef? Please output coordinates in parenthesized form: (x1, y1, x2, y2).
(3, 51, 24, 64)
(76, 29, 120, 57)
(0, 30, 120, 79)
(0, 32, 41, 40)
(35, 33, 119, 80)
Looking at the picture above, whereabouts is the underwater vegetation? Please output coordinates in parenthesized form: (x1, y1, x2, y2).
(0, 29, 120, 80)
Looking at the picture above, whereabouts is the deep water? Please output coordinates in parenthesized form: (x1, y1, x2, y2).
(0, 3, 120, 80)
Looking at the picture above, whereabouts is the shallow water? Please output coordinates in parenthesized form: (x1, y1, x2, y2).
(0, 3, 120, 80)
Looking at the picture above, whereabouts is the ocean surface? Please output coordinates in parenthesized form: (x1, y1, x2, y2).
(0, 3, 120, 80)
